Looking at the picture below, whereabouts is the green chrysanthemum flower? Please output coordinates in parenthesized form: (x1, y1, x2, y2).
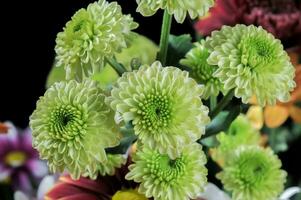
(217, 146, 287, 200)
(211, 115, 261, 167)
(136, 0, 214, 23)
(108, 61, 210, 158)
(126, 143, 208, 200)
(98, 154, 126, 176)
(55, 0, 138, 80)
(205, 24, 295, 106)
(30, 80, 120, 180)
(180, 41, 224, 99)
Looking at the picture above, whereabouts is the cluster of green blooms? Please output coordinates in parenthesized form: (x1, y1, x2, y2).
(213, 116, 287, 200)
(29, 0, 296, 199)
(110, 61, 210, 200)
(30, 0, 138, 179)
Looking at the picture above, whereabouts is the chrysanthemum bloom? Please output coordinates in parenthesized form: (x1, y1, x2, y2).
(30, 80, 120, 179)
(109, 61, 210, 158)
(195, 0, 301, 41)
(98, 154, 126, 176)
(205, 24, 296, 106)
(136, 0, 214, 23)
(210, 115, 261, 167)
(0, 123, 48, 193)
(55, 0, 138, 80)
(180, 41, 224, 99)
(126, 143, 208, 200)
(217, 146, 287, 200)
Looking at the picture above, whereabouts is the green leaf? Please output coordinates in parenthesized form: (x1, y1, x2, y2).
(201, 105, 241, 140)
(267, 124, 301, 153)
(105, 128, 137, 155)
(165, 34, 193, 67)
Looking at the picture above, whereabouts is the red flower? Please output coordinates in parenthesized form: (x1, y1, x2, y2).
(46, 158, 137, 200)
(195, 0, 301, 41)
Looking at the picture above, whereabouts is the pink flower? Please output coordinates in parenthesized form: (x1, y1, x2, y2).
(0, 122, 48, 194)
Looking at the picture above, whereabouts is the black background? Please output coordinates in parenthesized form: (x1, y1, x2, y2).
(0, 0, 300, 188)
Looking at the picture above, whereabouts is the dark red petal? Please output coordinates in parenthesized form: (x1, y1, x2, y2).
(46, 183, 87, 199)
(59, 175, 114, 195)
(58, 193, 101, 200)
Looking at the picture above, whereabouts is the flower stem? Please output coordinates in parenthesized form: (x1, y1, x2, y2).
(210, 96, 217, 110)
(209, 89, 235, 119)
(157, 10, 172, 66)
(106, 57, 127, 76)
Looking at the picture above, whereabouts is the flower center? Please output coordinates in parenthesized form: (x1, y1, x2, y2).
(148, 153, 186, 184)
(5, 151, 27, 167)
(112, 190, 148, 200)
(73, 20, 86, 33)
(239, 36, 276, 70)
(235, 155, 268, 187)
(137, 91, 172, 132)
(48, 105, 87, 141)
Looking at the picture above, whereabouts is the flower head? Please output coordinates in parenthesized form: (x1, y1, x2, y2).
(211, 115, 261, 167)
(180, 41, 224, 99)
(126, 143, 208, 200)
(0, 122, 48, 193)
(217, 146, 287, 200)
(55, 0, 138, 80)
(136, 0, 214, 23)
(109, 61, 210, 158)
(30, 80, 120, 179)
(205, 24, 296, 106)
(195, 0, 301, 41)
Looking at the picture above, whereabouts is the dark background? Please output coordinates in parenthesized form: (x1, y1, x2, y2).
(0, 0, 300, 187)
(0, 0, 193, 128)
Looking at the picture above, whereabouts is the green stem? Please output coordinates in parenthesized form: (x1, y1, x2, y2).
(157, 10, 172, 66)
(105, 57, 127, 76)
(209, 89, 235, 119)
(210, 96, 217, 110)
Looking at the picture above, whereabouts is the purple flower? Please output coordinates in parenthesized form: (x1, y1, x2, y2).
(0, 122, 48, 194)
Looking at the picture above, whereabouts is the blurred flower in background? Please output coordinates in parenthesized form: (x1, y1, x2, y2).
(0, 122, 48, 195)
(195, 0, 301, 42)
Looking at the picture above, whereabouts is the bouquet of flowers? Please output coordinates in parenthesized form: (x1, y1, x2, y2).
(2, 0, 300, 200)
